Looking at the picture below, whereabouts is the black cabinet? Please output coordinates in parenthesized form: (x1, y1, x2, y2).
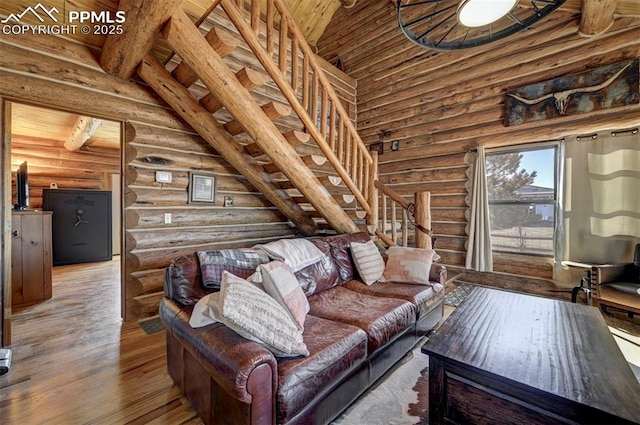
(43, 189, 112, 266)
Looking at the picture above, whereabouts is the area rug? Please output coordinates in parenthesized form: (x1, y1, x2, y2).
(445, 283, 475, 307)
(331, 341, 429, 425)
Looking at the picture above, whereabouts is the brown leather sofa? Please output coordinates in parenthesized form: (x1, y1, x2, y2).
(160, 232, 445, 425)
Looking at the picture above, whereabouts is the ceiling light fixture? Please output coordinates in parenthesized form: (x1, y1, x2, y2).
(398, 0, 566, 50)
(457, 0, 518, 27)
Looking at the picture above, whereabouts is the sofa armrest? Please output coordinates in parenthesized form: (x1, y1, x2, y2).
(160, 299, 278, 407)
(430, 264, 446, 285)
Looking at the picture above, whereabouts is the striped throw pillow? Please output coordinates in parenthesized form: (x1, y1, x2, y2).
(350, 240, 385, 285)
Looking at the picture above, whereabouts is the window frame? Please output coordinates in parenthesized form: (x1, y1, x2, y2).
(485, 143, 559, 257)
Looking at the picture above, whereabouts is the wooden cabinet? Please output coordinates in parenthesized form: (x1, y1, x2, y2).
(11, 211, 53, 307)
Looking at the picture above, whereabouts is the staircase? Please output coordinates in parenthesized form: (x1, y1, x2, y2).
(110, 0, 375, 236)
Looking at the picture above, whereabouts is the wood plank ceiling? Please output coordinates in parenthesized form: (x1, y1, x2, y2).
(2, 0, 638, 148)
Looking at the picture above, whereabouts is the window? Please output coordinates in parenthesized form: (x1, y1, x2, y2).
(486, 145, 558, 256)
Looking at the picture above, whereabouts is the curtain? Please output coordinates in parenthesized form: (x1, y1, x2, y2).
(466, 146, 493, 271)
(561, 130, 640, 265)
(553, 141, 565, 277)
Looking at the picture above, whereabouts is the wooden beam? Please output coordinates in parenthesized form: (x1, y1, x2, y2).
(137, 55, 318, 236)
(162, 9, 359, 234)
(100, 0, 182, 79)
(579, 0, 618, 36)
(64, 116, 102, 151)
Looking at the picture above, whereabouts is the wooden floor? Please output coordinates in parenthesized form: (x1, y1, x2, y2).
(0, 259, 202, 425)
(1, 261, 638, 424)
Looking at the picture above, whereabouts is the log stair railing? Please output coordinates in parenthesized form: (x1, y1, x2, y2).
(216, 0, 375, 220)
(372, 178, 433, 250)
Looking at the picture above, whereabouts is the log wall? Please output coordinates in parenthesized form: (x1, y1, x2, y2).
(317, 1, 640, 299)
(1, 25, 356, 320)
(10, 136, 120, 209)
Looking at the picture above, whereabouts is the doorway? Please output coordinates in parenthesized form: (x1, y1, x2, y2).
(1, 100, 124, 346)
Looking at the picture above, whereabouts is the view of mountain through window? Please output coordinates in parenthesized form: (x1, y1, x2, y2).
(486, 147, 557, 256)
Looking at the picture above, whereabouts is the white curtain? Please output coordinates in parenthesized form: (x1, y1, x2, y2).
(466, 146, 493, 271)
(561, 130, 640, 264)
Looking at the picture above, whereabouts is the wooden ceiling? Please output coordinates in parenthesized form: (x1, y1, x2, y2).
(10, 103, 120, 150)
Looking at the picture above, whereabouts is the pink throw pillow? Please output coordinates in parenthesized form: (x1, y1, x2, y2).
(381, 246, 434, 284)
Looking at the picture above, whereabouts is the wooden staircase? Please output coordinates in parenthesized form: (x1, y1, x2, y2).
(101, 0, 376, 237)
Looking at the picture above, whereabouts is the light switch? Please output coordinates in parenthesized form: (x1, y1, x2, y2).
(156, 171, 172, 183)
(164, 213, 172, 224)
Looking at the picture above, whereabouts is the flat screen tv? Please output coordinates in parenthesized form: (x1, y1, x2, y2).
(14, 161, 29, 211)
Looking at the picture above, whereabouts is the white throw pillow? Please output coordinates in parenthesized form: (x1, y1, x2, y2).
(350, 240, 385, 285)
(219, 271, 309, 357)
(189, 293, 222, 328)
(381, 246, 434, 284)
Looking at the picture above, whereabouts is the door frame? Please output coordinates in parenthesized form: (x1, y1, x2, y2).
(1, 100, 12, 346)
(0, 98, 125, 347)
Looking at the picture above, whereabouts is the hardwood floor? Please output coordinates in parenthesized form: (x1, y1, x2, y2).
(1, 262, 638, 424)
(0, 258, 202, 425)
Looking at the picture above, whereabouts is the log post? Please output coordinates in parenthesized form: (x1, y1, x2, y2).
(367, 151, 379, 231)
(579, 0, 618, 37)
(100, 0, 183, 79)
(162, 9, 359, 234)
(414, 191, 432, 249)
(137, 55, 318, 236)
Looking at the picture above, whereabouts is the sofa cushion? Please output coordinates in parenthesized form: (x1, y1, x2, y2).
(308, 286, 416, 354)
(165, 254, 207, 306)
(295, 239, 341, 296)
(344, 279, 444, 321)
(323, 232, 371, 283)
(350, 240, 385, 285)
(219, 272, 309, 357)
(381, 246, 435, 284)
(197, 248, 270, 290)
(276, 315, 368, 424)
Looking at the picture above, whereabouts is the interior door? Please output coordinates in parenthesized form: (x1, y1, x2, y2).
(1, 100, 12, 346)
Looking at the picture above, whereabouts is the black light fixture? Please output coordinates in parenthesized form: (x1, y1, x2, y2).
(398, 0, 566, 50)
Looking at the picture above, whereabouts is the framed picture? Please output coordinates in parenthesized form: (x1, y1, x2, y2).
(188, 172, 216, 203)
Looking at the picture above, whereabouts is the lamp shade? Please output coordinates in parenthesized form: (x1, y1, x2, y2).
(457, 0, 519, 27)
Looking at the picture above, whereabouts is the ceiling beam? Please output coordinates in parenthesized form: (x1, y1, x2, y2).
(64, 116, 102, 151)
(100, 0, 182, 79)
(580, 0, 618, 36)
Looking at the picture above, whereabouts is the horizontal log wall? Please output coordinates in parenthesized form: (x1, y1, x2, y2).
(317, 0, 640, 300)
(10, 136, 119, 209)
(1, 23, 355, 321)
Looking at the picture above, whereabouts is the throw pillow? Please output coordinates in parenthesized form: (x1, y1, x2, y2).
(256, 261, 309, 330)
(189, 293, 222, 328)
(219, 271, 309, 357)
(197, 248, 270, 290)
(381, 246, 435, 284)
(350, 240, 385, 285)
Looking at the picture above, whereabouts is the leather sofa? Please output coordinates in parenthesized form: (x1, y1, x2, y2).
(159, 232, 446, 425)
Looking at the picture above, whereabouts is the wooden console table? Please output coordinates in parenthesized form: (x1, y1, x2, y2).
(11, 211, 53, 307)
(423, 287, 640, 424)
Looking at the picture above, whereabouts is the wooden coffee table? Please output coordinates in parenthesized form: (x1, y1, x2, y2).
(423, 287, 640, 424)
